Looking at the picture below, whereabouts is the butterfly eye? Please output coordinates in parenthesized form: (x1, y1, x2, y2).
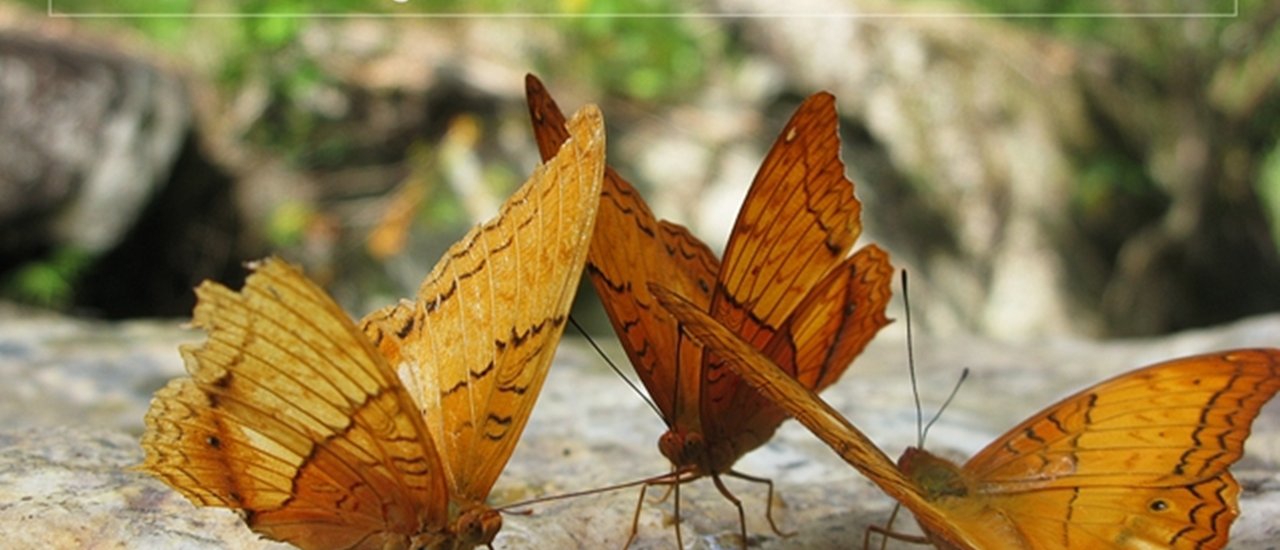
(1149, 499, 1169, 512)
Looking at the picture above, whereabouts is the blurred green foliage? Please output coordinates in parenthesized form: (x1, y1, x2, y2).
(964, 0, 1236, 28)
(34, 0, 355, 159)
(551, 0, 716, 100)
(33, 0, 717, 158)
(969, 0, 1280, 255)
(264, 200, 317, 248)
(1, 247, 93, 309)
(1074, 152, 1160, 210)
(13, 0, 1278, 313)
(5, 0, 720, 312)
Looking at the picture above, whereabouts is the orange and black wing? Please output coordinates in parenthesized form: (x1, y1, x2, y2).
(360, 104, 606, 502)
(525, 74, 718, 430)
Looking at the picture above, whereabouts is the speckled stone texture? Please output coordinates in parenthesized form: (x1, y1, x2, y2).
(1, 301, 1277, 548)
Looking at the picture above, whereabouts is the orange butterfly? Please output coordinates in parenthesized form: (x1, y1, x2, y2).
(654, 286, 1280, 550)
(139, 105, 606, 550)
(525, 74, 894, 544)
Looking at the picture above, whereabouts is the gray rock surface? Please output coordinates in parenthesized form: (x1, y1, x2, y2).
(1, 302, 1277, 548)
(0, 30, 189, 257)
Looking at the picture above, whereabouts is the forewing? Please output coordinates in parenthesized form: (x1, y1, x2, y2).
(710, 91, 861, 348)
(965, 349, 1280, 490)
(362, 104, 605, 502)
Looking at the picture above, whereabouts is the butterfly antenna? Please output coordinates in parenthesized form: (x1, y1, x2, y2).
(496, 468, 694, 513)
(902, 271, 926, 448)
(569, 315, 663, 419)
(920, 367, 969, 445)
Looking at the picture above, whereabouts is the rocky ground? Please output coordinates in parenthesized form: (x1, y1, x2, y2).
(1, 300, 1277, 548)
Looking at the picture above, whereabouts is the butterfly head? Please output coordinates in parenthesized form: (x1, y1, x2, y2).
(897, 447, 970, 501)
(451, 505, 501, 549)
(658, 428, 709, 471)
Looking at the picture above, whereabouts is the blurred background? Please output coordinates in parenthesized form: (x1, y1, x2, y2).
(1, 0, 1278, 341)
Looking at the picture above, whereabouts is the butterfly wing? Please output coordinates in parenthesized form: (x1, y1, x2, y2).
(956, 349, 1280, 548)
(524, 74, 718, 431)
(701, 93, 890, 463)
(710, 92, 863, 346)
(965, 349, 1280, 487)
(141, 259, 450, 550)
(360, 104, 606, 503)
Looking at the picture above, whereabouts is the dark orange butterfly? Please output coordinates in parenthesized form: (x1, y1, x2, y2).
(525, 74, 894, 545)
(655, 285, 1280, 550)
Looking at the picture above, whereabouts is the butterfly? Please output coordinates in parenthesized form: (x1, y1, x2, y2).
(139, 104, 607, 550)
(653, 286, 1280, 550)
(525, 74, 895, 545)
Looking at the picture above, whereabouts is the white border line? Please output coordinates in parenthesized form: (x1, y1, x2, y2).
(48, 0, 1239, 18)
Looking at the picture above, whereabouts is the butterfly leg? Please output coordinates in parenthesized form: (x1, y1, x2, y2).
(709, 473, 750, 549)
(863, 525, 930, 549)
(627, 470, 690, 549)
(726, 469, 794, 538)
(863, 508, 930, 550)
(624, 481, 650, 548)
(861, 503, 932, 549)
(673, 472, 686, 549)
(648, 475, 679, 503)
